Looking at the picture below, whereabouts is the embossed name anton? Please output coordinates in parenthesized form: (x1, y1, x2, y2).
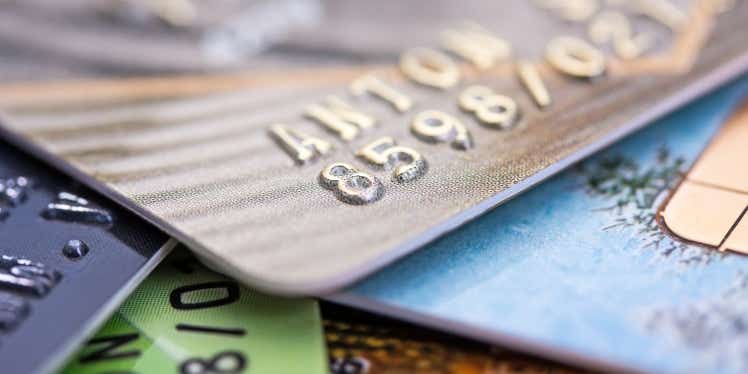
(268, 0, 730, 205)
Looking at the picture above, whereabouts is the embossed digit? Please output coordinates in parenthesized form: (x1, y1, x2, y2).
(625, 0, 686, 30)
(0, 293, 29, 332)
(516, 61, 552, 109)
(589, 11, 654, 60)
(411, 110, 473, 150)
(400, 48, 460, 89)
(546, 36, 606, 78)
(0, 255, 61, 296)
(458, 85, 520, 129)
(0, 176, 32, 207)
(533, 0, 598, 21)
(356, 137, 427, 183)
(440, 22, 511, 69)
(319, 163, 384, 205)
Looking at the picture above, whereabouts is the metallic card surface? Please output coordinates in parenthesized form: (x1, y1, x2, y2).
(334, 81, 748, 374)
(0, 138, 174, 374)
(2, 1, 748, 294)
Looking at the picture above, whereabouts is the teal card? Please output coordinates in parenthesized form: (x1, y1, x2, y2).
(337, 77, 748, 374)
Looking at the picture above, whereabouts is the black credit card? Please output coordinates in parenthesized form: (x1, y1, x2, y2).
(0, 138, 174, 373)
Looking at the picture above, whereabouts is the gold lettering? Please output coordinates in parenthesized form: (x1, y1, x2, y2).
(357, 137, 427, 182)
(516, 62, 552, 109)
(589, 11, 654, 60)
(411, 110, 473, 150)
(626, 0, 686, 31)
(400, 48, 460, 89)
(269, 125, 332, 165)
(459, 86, 520, 129)
(304, 96, 375, 141)
(440, 22, 511, 69)
(350, 74, 413, 113)
(546, 36, 606, 78)
(533, 0, 599, 22)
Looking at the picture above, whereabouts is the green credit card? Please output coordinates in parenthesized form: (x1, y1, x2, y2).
(60, 247, 328, 374)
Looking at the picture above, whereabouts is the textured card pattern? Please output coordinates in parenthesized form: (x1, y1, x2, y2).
(2, 1, 748, 294)
(62, 249, 328, 374)
(335, 80, 748, 374)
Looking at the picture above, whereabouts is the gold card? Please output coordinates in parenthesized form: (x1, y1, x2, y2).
(1, 0, 748, 294)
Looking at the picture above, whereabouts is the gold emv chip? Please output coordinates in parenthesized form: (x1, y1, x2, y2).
(661, 103, 748, 254)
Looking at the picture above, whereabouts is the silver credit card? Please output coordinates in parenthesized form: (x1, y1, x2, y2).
(1, 0, 748, 295)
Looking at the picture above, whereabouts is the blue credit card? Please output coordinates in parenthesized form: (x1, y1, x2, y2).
(0, 135, 174, 373)
(333, 77, 748, 374)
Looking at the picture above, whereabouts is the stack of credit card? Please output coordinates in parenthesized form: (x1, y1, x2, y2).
(0, 0, 747, 373)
